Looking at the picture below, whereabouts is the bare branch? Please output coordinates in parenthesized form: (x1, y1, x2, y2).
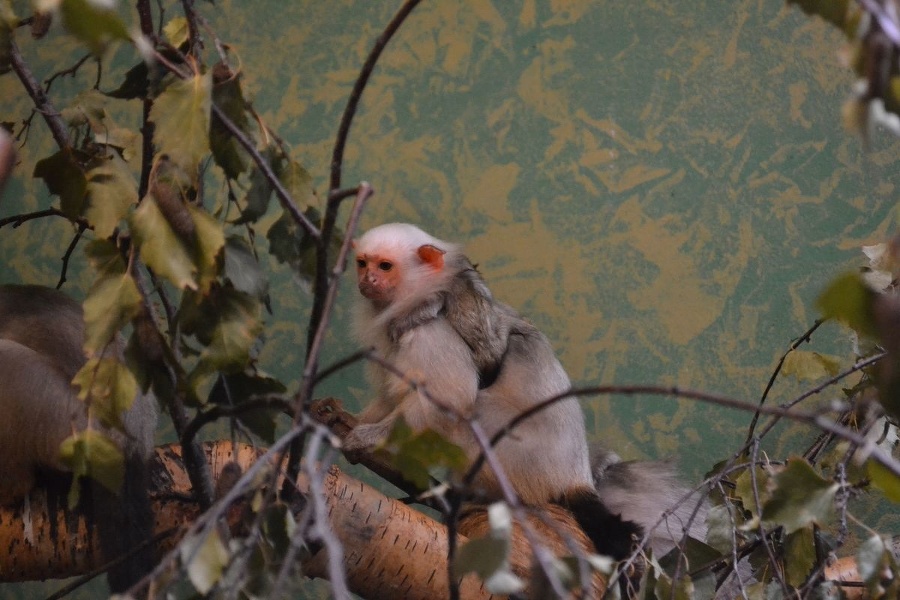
(8, 39, 70, 151)
(56, 222, 86, 289)
(210, 104, 319, 239)
(0, 208, 67, 228)
(287, 183, 372, 501)
(328, 0, 423, 192)
(300, 182, 373, 395)
(746, 318, 825, 441)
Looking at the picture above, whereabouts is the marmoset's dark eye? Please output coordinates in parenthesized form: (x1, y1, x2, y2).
(379, 261, 393, 271)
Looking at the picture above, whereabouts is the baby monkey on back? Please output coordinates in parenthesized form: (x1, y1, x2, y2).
(349, 223, 703, 561)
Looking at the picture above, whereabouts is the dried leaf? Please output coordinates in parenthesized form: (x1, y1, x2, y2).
(150, 72, 212, 173)
(163, 16, 189, 48)
(33, 150, 88, 217)
(784, 526, 816, 588)
(816, 272, 877, 338)
(85, 151, 138, 237)
(82, 274, 142, 355)
(59, 0, 129, 55)
(73, 357, 138, 430)
(867, 459, 900, 503)
(781, 350, 841, 382)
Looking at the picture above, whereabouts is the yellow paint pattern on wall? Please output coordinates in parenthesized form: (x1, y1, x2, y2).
(608, 197, 752, 345)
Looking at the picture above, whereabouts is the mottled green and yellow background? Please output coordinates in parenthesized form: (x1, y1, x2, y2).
(214, 0, 900, 473)
(2, 0, 900, 594)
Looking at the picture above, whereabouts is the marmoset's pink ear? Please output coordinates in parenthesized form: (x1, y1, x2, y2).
(416, 244, 445, 270)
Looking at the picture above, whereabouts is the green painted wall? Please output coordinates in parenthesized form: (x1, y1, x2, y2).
(199, 1, 897, 467)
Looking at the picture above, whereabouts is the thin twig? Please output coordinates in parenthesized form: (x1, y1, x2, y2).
(180, 0, 203, 58)
(284, 183, 372, 499)
(131, 421, 319, 597)
(310, 0, 423, 371)
(181, 396, 294, 450)
(328, 0, 423, 192)
(749, 441, 790, 595)
(0, 207, 67, 228)
(467, 382, 900, 491)
(43, 53, 92, 93)
(56, 223, 86, 288)
(469, 421, 571, 598)
(746, 319, 824, 442)
(148, 44, 319, 240)
(299, 182, 373, 400)
(9, 39, 71, 151)
(211, 104, 318, 238)
(302, 432, 351, 598)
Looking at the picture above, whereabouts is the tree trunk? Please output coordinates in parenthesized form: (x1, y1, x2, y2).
(0, 441, 606, 598)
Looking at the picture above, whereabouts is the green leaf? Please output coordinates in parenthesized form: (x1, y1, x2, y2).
(266, 207, 333, 284)
(106, 60, 150, 100)
(150, 72, 212, 173)
(816, 272, 877, 338)
(855, 534, 900, 598)
(237, 150, 316, 224)
(453, 503, 524, 595)
(276, 155, 316, 211)
(181, 529, 230, 594)
(659, 536, 723, 576)
(781, 351, 841, 382)
(210, 63, 249, 179)
(60, 89, 106, 129)
(705, 504, 743, 555)
(73, 357, 139, 430)
(653, 571, 694, 600)
(734, 464, 770, 522)
(867, 459, 900, 503)
(189, 203, 226, 292)
(181, 288, 263, 387)
(784, 526, 816, 588)
(207, 371, 284, 442)
(761, 459, 837, 534)
(857, 535, 888, 584)
(379, 419, 469, 490)
(84, 151, 139, 237)
(82, 273, 142, 355)
(198, 290, 262, 370)
(261, 502, 296, 556)
(236, 158, 275, 224)
(527, 558, 580, 598)
(224, 235, 268, 300)
(33, 150, 88, 217)
(59, 0, 130, 56)
(59, 430, 125, 501)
